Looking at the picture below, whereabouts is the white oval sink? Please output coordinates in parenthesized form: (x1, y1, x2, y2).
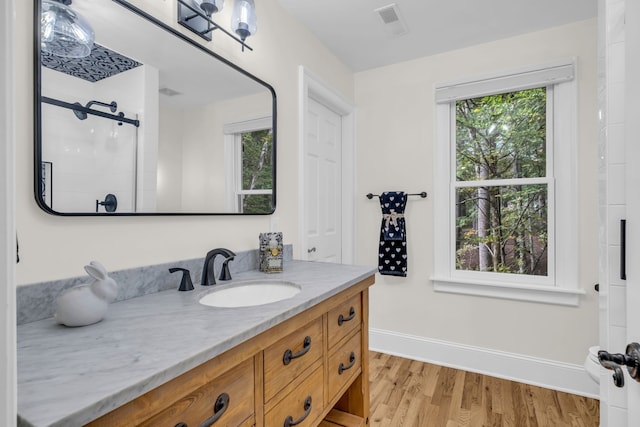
(199, 280, 300, 308)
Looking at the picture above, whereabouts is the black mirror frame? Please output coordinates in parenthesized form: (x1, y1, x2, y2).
(33, 0, 277, 216)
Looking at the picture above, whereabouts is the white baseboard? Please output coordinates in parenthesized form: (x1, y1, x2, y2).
(369, 328, 599, 399)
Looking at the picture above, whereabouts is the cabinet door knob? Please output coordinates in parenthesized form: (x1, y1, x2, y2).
(283, 336, 312, 365)
(200, 392, 229, 426)
(338, 306, 356, 326)
(283, 395, 312, 427)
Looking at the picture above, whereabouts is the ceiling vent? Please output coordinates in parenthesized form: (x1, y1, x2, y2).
(374, 3, 408, 37)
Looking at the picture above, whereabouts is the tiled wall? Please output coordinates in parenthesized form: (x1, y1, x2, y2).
(599, 0, 627, 424)
(40, 66, 157, 213)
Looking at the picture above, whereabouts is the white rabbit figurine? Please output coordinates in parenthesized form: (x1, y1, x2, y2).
(55, 261, 118, 327)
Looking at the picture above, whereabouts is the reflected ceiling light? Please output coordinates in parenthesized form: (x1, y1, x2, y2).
(177, 0, 255, 51)
(41, 0, 95, 59)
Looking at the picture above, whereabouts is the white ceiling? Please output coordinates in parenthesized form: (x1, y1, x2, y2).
(275, 0, 598, 72)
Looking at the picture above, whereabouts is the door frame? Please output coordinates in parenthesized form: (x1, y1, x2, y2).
(298, 66, 356, 264)
(625, 0, 640, 423)
(1, 0, 17, 423)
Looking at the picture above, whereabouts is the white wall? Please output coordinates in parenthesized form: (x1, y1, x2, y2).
(155, 88, 272, 213)
(16, 0, 354, 284)
(157, 103, 184, 211)
(355, 19, 599, 366)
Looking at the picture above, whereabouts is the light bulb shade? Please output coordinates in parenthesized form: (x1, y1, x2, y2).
(231, 0, 257, 41)
(41, 0, 94, 58)
(194, 0, 224, 16)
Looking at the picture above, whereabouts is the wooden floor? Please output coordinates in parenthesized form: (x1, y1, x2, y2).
(368, 352, 599, 427)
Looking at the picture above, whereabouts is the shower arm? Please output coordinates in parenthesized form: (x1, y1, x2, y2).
(41, 96, 140, 128)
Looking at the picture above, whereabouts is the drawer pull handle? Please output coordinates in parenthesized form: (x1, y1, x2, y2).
(338, 306, 356, 326)
(199, 392, 229, 427)
(283, 395, 312, 427)
(338, 351, 356, 375)
(283, 336, 312, 365)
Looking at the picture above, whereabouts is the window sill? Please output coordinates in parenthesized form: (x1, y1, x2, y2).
(431, 276, 585, 306)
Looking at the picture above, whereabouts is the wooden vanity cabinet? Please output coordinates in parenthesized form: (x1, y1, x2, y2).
(86, 276, 373, 427)
(263, 317, 324, 404)
(138, 357, 255, 427)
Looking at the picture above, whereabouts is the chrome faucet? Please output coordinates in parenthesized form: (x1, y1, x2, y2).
(201, 248, 236, 286)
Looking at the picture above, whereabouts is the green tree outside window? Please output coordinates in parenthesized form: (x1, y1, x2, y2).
(240, 128, 273, 213)
(455, 88, 548, 276)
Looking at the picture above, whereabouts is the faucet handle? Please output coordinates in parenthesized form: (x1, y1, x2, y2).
(169, 268, 194, 291)
(219, 256, 235, 281)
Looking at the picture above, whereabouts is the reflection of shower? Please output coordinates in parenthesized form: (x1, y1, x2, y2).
(42, 96, 140, 127)
(73, 100, 117, 120)
(96, 193, 118, 213)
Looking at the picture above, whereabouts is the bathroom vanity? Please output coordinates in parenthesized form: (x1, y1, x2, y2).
(17, 261, 375, 427)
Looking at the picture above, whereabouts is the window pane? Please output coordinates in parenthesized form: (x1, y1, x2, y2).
(456, 88, 546, 181)
(455, 184, 548, 276)
(241, 194, 273, 214)
(242, 129, 273, 191)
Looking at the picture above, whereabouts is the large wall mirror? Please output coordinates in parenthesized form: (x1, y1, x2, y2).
(34, 0, 276, 215)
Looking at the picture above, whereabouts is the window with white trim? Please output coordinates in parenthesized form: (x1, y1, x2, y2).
(432, 60, 584, 306)
(224, 117, 274, 214)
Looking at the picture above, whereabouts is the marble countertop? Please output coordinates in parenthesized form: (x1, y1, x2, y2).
(17, 261, 376, 427)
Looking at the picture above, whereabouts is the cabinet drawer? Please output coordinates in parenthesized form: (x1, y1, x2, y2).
(138, 358, 254, 427)
(327, 294, 361, 349)
(328, 331, 362, 399)
(264, 366, 324, 427)
(264, 317, 323, 402)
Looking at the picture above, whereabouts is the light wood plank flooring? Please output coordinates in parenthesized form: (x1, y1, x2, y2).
(369, 351, 599, 427)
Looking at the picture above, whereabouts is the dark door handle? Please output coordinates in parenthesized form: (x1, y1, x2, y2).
(338, 351, 356, 375)
(599, 359, 625, 387)
(283, 396, 312, 427)
(598, 343, 640, 387)
(199, 392, 229, 427)
(338, 306, 356, 326)
(283, 336, 312, 365)
(621, 219, 627, 280)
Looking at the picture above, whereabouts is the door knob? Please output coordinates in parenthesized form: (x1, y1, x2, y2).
(307, 247, 316, 253)
(598, 342, 640, 387)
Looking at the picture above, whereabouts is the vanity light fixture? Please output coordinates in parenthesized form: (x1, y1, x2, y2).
(196, 0, 224, 16)
(41, 0, 95, 58)
(231, 0, 258, 50)
(177, 0, 255, 51)
(231, 0, 257, 50)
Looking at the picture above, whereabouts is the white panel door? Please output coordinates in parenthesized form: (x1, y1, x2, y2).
(304, 97, 342, 263)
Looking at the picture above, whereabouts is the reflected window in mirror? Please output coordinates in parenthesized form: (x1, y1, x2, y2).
(224, 117, 274, 213)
